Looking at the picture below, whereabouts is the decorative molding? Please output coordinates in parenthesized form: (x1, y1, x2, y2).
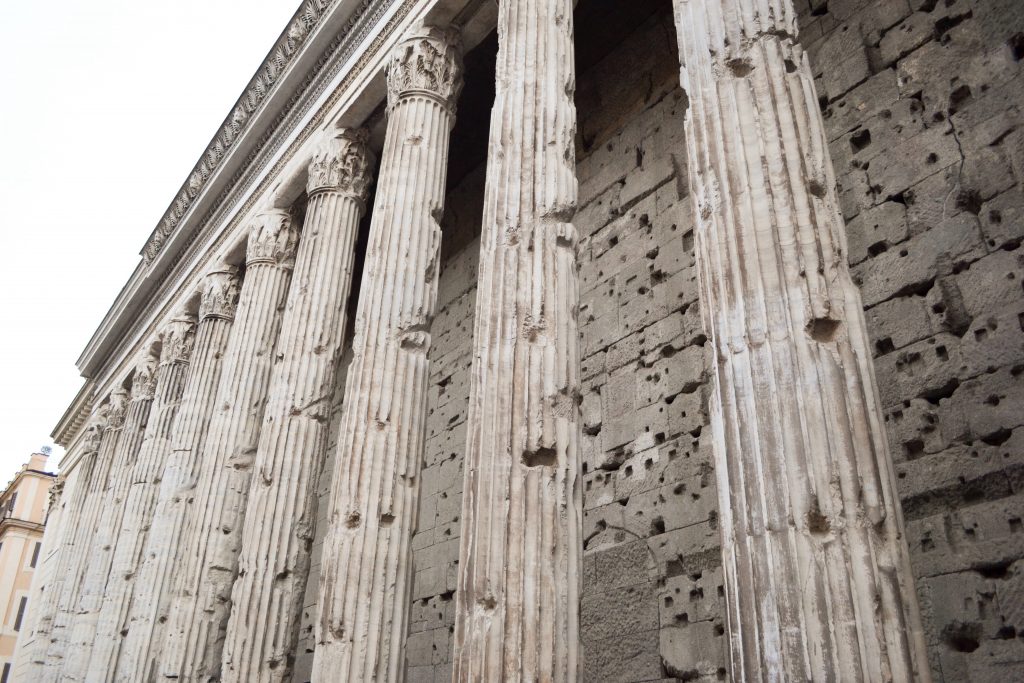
(86, 0, 418, 383)
(200, 266, 242, 321)
(142, 0, 358, 264)
(160, 315, 198, 365)
(387, 24, 464, 111)
(307, 127, 375, 199)
(247, 209, 300, 267)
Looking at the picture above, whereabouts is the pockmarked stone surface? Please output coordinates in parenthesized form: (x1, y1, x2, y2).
(15, 1, 1024, 682)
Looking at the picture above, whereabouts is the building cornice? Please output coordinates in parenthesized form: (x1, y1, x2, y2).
(51, 380, 95, 449)
(76, 0, 405, 380)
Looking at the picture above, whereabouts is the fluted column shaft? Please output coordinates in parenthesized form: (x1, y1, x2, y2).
(671, 1, 929, 679)
(312, 25, 462, 682)
(22, 417, 105, 680)
(43, 391, 128, 678)
(61, 358, 157, 683)
(158, 211, 299, 682)
(452, 1, 582, 680)
(85, 315, 197, 681)
(220, 128, 373, 683)
(115, 268, 240, 682)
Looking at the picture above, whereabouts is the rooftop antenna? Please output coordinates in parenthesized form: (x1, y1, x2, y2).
(40, 445, 52, 456)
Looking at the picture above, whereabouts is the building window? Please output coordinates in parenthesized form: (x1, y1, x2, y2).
(13, 596, 27, 631)
(30, 542, 41, 568)
(6, 492, 17, 517)
(1, 662, 10, 683)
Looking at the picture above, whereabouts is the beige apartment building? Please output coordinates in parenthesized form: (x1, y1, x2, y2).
(0, 451, 53, 682)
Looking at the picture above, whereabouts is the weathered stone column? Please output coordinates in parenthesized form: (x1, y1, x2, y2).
(116, 267, 240, 682)
(158, 211, 299, 682)
(43, 389, 128, 677)
(86, 313, 197, 681)
(671, 1, 930, 679)
(26, 411, 105, 681)
(61, 351, 158, 682)
(221, 129, 373, 683)
(312, 25, 462, 682)
(452, 0, 582, 680)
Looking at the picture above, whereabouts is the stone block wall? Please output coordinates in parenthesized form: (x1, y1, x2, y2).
(297, 1, 1024, 681)
(801, 0, 1024, 679)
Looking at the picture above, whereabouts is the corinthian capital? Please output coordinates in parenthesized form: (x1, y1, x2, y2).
(106, 387, 130, 430)
(247, 209, 300, 267)
(200, 266, 241, 321)
(82, 410, 107, 453)
(160, 313, 197, 365)
(131, 351, 160, 400)
(387, 25, 464, 112)
(307, 127, 375, 201)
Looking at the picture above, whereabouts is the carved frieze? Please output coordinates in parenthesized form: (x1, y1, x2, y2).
(200, 266, 242, 321)
(306, 127, 375, 200)
(246, 210, 300, 267)
(387, 25, 464, 111)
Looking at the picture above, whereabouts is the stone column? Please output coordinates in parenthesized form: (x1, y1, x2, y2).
(85, 313, 197, 681)
(312, 25, 462, 682)
(44, 389, 128, 677)
(60, 351, 158, 682)
(220, 129, 373, 683)
(452, 0, 582, 680)
(158, 211, 299, 682)
(671, 1, 930, 679)
(116, 267, 240, 682)
(26, 411, 105, 681)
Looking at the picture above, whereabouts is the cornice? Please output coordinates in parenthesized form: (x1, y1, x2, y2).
(140, 0, 351, 265)
(51, 379, 95, 449)
(77, 0, 412, 381)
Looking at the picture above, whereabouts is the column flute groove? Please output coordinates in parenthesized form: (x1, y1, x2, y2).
(61, 352, 158, 682)
(116, 267, 241, 682)
(452, 0, 582, 680)
(220, 128, 373, 683)
(158, 211, 299, 682)
(671, 0, 929, 679)
(43, 390, 127, 678)
(312, 24, 462, 682)
(30, 410, 106, 681)
(85, 313, 197, 681)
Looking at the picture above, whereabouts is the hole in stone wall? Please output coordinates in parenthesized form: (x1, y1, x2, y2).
(522, 446, 557, 468)
(850, 128, 872, 152)
(806, 316, 841, 342)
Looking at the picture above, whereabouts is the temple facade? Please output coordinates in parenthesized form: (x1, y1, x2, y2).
(13, 0, 1024, 681)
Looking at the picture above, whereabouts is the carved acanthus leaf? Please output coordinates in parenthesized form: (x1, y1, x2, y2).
(307, 127, 375, 200)
(48, 476, 65, 511)
(247, 210, 300, 267)
(131, 351, 160, 400)
(160, 315, 197, 365)
(82, 411, 107, 453)
(387, 25, 464, 111)
(200, 266, 242, 321)
(106, 388, 131, 430)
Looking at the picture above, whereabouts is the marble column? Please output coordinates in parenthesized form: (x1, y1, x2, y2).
(671, 0, 930, 679)
(220, 129, 374, 683)
(158, 211, 299, 682)
(85, 313, 197, 681)
(156, 210, 299, 679)
(116, 267, 240, 682)
(452, 0, 582, 680)
(61, 351, 159, 682)
(27, 410, 105, 681)
(43, 389, 128, 678)
(312, 25, 462, 682)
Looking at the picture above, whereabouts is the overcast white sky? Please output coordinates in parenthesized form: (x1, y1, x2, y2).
(0, 0, 302, 479)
